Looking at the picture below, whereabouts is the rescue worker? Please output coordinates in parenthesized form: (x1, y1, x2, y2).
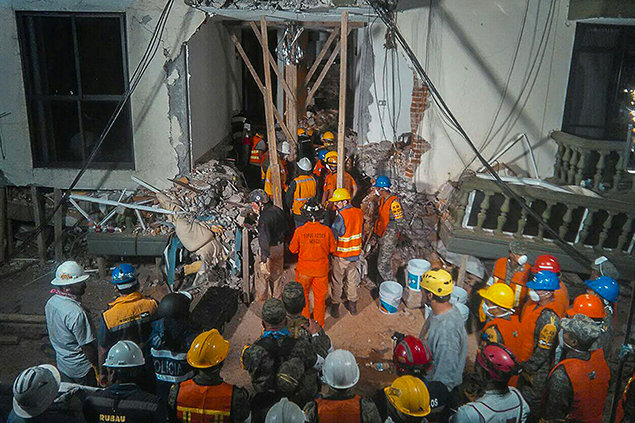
(45, 261, 98, 386)
(321, 151, 358, 205)
(285, 157, 318, 227)
(492, 241, 531, 310)
(168, 329, 251, 423)
(289, 199, 336, 327)
(97, 263, 158, 385)
(265, 398, 307, 423)
(586, 275, 619, 352)
(531, 254, 569, 317)
(616, 371, 635, 423)
(565, 293, 607, 352)
(381, 376, 431, 423)
(478, 283, 521, 359)
(329, 188, 364, 317)
(263, 142, 290, 199)
(250, 189, 288, 301)
(248, 132, 267, 187)
(516, 270, 561, 416)
(313, 148, 331, 200)
(149, 292, 199, 405)
(418, 269, 467, 392)
(83, 340, 162, 423)
(297, 128, 314, 159)
(304, 349, 381, 423)
(543, 314, 610, 423)
(373, 176, 405, 282)
(452, 343, 528, 423)
(321, 131, 335, 148)
(590, 255, 620, 280)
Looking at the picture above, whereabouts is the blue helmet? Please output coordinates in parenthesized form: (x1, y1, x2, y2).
(317, 148, 328, 161)
(585, 276, 619, 303)
(375, 175, 391, 188)
(526, 271, 560, 291)
(111, 263, 137, 285)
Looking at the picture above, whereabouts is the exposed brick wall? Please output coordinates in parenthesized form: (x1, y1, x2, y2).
(405, 73, 430, 179)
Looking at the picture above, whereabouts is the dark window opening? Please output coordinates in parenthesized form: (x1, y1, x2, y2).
(17, 12, 134, 169)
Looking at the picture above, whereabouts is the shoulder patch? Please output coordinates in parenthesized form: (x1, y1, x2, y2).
(483, 326, 501, 344)
(391, 200, 404, 220)
(537, 315, 557, 349)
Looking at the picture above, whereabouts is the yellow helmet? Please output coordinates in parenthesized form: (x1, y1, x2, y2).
(325, 151, 338, 165)
(384, 376, 431, 417)
(322, 131, 335, 141)
(478, 283, 515, 309)
(329, 188, 351, 202)
(187, 329, 230, 368)
(297, 128, 306, 136)
(420, 269, 453, 296)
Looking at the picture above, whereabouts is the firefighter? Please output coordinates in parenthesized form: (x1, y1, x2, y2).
(168, 329, 251, 423)
(452, 343, 528, 423)
(531, 254, 569, 317)
(543, 314, 610, 423)
(289, 199, 336, 327)
(285, 157, 318, 228)
(381, 376, 431, 423)
(83, 341, 162, 423)
(492, 241, 531, 310)
(329, 188, 364, 317)
(250, 189, 288, 301)
(304, 350, 381, 423)
(478, 283, 521, 359)
(321, 131, 335, 148)
(321, 151, 358, 205)
(516, 270, 561, 416)
(373, 175, 405, 282)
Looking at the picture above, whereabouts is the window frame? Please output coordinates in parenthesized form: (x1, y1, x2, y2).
(16, 11, 135, 169)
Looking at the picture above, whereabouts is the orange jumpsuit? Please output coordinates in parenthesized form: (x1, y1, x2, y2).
(289, 222, 336, 327)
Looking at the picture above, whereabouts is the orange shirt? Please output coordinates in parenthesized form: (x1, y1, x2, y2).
(289, 221, 336, 276)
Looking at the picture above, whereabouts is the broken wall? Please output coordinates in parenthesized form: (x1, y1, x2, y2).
(0, 0, 207, 190)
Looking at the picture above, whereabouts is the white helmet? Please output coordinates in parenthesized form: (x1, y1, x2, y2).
(51, 261, 90, 286)
(12, 364, 61, 418)
(279, 141, 291, 155)
(297, 157, 312, 172)
(321, 349, 359, 390)
(104, 340, 145, 368)
(265, 397, 306, 423)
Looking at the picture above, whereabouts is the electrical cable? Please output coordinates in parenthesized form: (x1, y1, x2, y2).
(368, 0, 590, 266)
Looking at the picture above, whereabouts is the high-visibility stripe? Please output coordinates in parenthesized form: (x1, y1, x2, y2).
(336, 245, 362, 253)
(338, 233, 362, 242)
(177, 406, 231, 416)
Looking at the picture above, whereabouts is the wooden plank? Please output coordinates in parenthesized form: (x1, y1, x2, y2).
(30, 186, 47, 263)
(336, 11, 349, 189)
(53, 188, 63, 261)
(307, 39, 341, 105)
(0, 187, 6, 263)
(304, 29, 338, 87)
(285, 63, 298, 160)
(260, 16, 283, 208)
(242, 227, 250, 303)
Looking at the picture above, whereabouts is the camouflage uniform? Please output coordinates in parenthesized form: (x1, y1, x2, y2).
(303, 390, 382, 423)
(377, 223, 399, 282)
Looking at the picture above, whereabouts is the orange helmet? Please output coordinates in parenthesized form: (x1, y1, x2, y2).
(567, 293, 606, 319)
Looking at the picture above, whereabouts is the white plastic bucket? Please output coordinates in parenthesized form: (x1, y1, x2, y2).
(450, 286, 468, 305)
(406, 259, 431, 291)
(379, 281, 403, 314)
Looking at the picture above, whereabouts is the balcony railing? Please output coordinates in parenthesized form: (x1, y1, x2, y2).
(551, 131, 634, 198)
(440, 174, 634, 278)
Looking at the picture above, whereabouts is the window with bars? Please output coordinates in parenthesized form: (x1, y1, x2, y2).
(17, 12, 134, 168)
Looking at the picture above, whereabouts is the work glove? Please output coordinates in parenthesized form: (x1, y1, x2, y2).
(620, 344, 634, 360)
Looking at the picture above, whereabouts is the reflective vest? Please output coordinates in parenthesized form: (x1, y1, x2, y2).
(548, 349, 610, 423)
(374, 195, 403, 237)
(316, 395, 361, 423)
(249, 136, 264, 166)
(334, 207, 364, 258)
(102, 292, 157, 344)
(313, 160, 326, 177)
(176, 379, 233, 423)
(264, 164, 288, 199)
(492, 258, 531, 310)
(517, 301, 560, 362)
(324, 172, 356, 196)
(151, 348, 193, 383)
(553, 282, 569, 317)
(482, 315, 521, 359)
(291, 175, 317, 215)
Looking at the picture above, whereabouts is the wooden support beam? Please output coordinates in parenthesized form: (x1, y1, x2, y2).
(337, 11, 348, 189)
(53, 188, 63, 261)
(0, 187, 6, 263)
(285, 63, 298, 159)
(241, 227, 250, 303)
(307, 39, 341, 105)
(260, 16, 283, 208)
(30, 186, 46, 264)
(304, 29, 338, 87)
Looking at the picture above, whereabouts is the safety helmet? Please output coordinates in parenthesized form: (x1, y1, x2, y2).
(420, 269, 453, 296)
(586, 276, 619, 303)
(249, 189, 270, 204)
(384, 375, 431, 417)
(317, 148, 328, 161)
(12, 364, 61, 418)
(532, 255, 561, 274)
(279, 141, 291, 155)
(325, 151, 338, 166)
(187, 329, 230, 369)
(111, 263, 137, 288)
(322, 131, 335, 141)
(475, 342, 520, 382)
(297, 157, 312, 172)
(254, 132, 264, 141)
(104, 340, 145, 368)
(392, 336, 433, 375)
(592, 256, 620, 279)
(51, 260, 90, 286)
(322, 349, 360, 390)
(567, 293, 606, 319)
(526, 270, 560, 291)
(157, 292, 191, 320)
(297, 128, 306, 136)
(478, 283, 515, 309)
(265, 397, 306, 423)
(329, 188, 352, 202)
(374, 175, 391, 188)
(301, 198, 324, 221)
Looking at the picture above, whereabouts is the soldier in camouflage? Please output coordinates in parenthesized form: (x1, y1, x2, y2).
(372, 176, 404, 282)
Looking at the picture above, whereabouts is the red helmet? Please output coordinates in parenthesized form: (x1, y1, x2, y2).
(393, 336, 433, 375)
(532, 255, 561, 274)
(476, 343, 520, 382)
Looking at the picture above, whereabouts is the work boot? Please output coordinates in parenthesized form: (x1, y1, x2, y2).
(346, 301, 358, 315)
(330, 303, 340, 318)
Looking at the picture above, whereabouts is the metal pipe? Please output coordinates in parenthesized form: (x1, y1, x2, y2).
(68, 198, 95, 224)
(523, 134, 540, 179)
(69, 194, 175, 215)
(131, 175, 161, 194)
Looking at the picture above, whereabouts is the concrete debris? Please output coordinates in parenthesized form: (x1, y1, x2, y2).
(298, 109, 338, 135)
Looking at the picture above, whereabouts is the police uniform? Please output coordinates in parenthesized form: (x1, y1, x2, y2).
(374, 195, 404, 282)
(304, 392, 381, 423)
(83, 383, 161, 423)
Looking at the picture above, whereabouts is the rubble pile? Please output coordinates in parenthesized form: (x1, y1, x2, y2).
(185, 0, 362, 11)
(298, 109, 338, 135)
